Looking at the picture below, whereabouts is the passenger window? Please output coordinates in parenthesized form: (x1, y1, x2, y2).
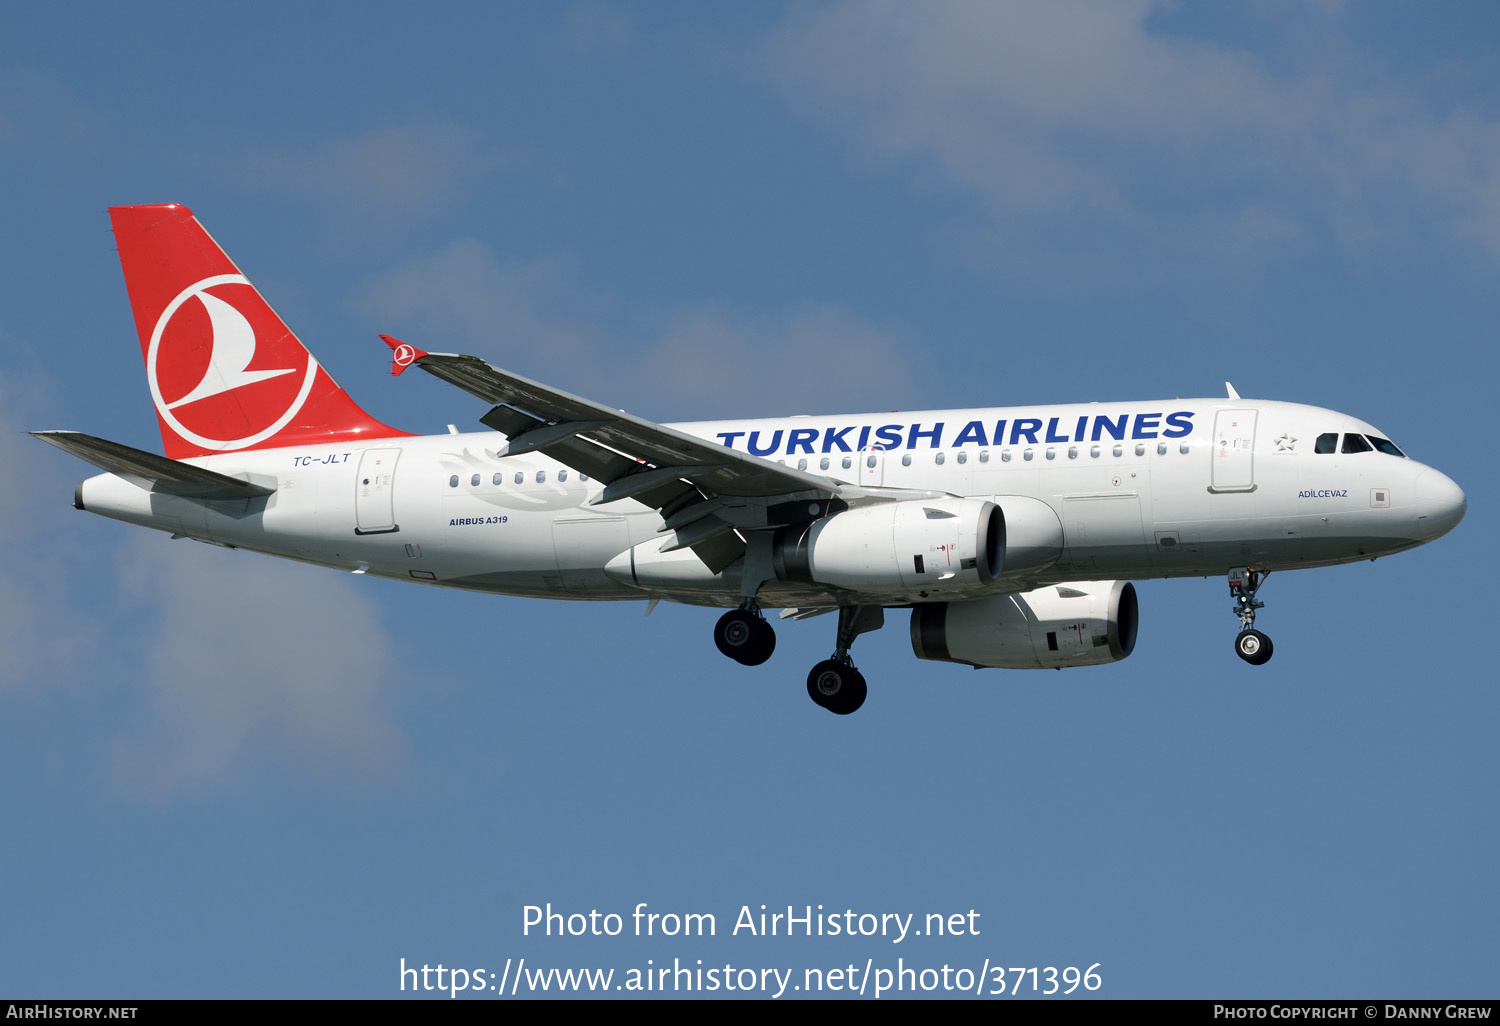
(819, 457, 829, 470)
(1045, 448, 1056, 460)
(901, 454, 912, 466)
(1179, 442, 1191, 454)
(492, 473, 502, 485)
(1000, 450, 1010, 463)
(1134, 443, 1145, 456)
(935, 452, 945, 465)
(980, 451, 991, 463)
(1315, 433, 1338, 454)
(558, 470, 568, 482)
(514, 472, 524, 484)
(537, 471, 546, 483)
(1067, 446, 1078, 459)
(470, 474, 480, 487)
(1023, 449, 1034, 462)
(1157, 442, 1167, 455)
(1342, 433, 1373, 454)
(797, 458, 807, 471)
(842, 456, 852, 470)
(580, 473, 588, 482)
(449, 475, 458, 488)
(956, 451, 967, 464)
(1112, 445, 1122, 457)
(1091, 446, 1101, 458)
(866, 455, 876, 469)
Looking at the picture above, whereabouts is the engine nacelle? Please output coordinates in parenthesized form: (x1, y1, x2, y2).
(990, 495, 1063, 575)
(776, 497, 1003, 594)
(910, 580, 1139, 669)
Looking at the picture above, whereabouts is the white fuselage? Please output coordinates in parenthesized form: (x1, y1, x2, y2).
(75, 397, 1465, 608)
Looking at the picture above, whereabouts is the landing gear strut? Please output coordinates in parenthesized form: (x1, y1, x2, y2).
(807, 605, 883, 715)
(1228, 567, 1273, 665)
(714, 605, 776, 666)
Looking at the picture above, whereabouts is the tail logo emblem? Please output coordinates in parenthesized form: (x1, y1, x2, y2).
(146, 274, 320, 451)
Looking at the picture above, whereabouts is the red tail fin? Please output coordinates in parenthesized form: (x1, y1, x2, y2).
(109, 204, 410, 459)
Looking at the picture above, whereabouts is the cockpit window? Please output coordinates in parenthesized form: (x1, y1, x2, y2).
(1315, 433, 1338, 454)
(1366, 435, 1405, 458)
(1341, 433, 1373, 454)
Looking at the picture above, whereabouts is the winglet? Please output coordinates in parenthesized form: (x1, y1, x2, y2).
(381, 334, 428, 377)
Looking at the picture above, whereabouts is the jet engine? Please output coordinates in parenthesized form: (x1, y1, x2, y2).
(775, 497, 1003, 594)
(910, 580, 1138, 669)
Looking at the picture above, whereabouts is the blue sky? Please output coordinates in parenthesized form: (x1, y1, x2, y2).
(1, 1, 1495, 999)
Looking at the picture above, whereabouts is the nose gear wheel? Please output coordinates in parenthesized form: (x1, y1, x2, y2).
(1228, 567, 1274, 665)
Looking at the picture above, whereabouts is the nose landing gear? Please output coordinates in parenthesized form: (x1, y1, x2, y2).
(1228, 567, 1273, 665)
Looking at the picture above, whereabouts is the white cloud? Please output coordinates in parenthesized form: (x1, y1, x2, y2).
(1, 359, 410, 792)
(353, 238, 924, 420)
(638, 302, 923, 419)
(354, 238, 610, 371)
(0, 70, 100, 152)
(0, 371, 99, 693)
(203, 120, 521, 231)
(108, 537, 409, 799)
(757, 0, 1500, 279)
(565, 4, 633, 56)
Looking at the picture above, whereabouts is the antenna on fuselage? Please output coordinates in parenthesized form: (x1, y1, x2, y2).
(1225, 382, 1241, 400)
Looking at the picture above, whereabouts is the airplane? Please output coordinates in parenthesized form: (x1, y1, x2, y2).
(32, 204, 1467, 714)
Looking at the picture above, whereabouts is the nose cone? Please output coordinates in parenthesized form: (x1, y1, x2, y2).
(1414, 468, 1466, 540)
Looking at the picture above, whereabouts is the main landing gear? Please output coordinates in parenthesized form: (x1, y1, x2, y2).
(1228, 567, 1274, 665)
(806, 605, 883, 716)
(807, 660, 866, 716)
(714, 606, 775, 666)
(712, 603, 883, 715)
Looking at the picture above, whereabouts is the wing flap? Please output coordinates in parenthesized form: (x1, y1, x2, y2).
(657, 515, 735, 553)
(690, 531, 746, 576)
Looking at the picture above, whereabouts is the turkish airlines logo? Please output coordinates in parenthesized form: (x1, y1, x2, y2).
(392, 343, 418, 369)
(146, 274, 320, 451)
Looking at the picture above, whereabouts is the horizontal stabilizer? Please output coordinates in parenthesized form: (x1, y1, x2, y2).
(30, 431, 275, 498)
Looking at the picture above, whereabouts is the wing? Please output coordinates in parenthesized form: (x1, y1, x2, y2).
(383, 337, 846, 573)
